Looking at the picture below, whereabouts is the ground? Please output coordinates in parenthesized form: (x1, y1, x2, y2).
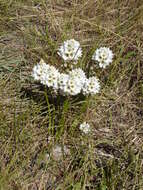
(0, 0, 143, 190)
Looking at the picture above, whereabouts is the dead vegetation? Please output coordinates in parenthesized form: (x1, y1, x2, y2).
(0, 0, 143, 189)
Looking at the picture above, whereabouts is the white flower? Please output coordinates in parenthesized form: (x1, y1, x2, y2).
(32, 59, 48, 81)
(63, 78, 81, 96)
(69, 68, 86, 87)
(58, 39, 82, 61)
(92, 47, 113, 68)
(41, 65, 60, 90)
(32, 60, 101, 97)
(82, 76, 100, 95)
(58, 73, 69, 91)
(62, 68, 86, 96)
(32, 59, 60, 90)
(80, 122, 91, 134)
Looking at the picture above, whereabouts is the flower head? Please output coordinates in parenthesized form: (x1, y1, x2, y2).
(82, 76, 100, 95)
(58, 39, 82, 62)
(41, 65, 60, 90)
(63, 77, 82, 96)
(80, 122, 91, 134)
(63, 68, 86, 96)
(58, 68, 86, 96)
(58, 73, 69, 92)
(92, 47, 113, 68)
(32, 59, 48, 81)
(32, 59, 60, 90)
(68, 68, 86, 86)
(32, 58, 101, 96)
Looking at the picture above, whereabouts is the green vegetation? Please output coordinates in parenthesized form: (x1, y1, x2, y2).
(0, 0, 143, 189)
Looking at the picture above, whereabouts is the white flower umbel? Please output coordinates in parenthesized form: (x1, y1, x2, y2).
(80, 122, 91, 134)
(58, 73, 69, 92)
(32, 59, 48, 81)
(82, 76, 100, 95)
(41, 65, 60, 90)
(32, 60, 101, 96)
(92, 47, 113, 68)
(58, 39, 82, 62)
(63, 68, 86, 96)
(32, 59, 60, 90)
(69, 68, 86, 87)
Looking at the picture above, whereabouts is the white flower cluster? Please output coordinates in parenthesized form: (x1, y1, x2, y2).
(79, 122, 91, 134)
(92, 47, 113, 68)
(32, 59, 60, 91)
(58, 39, 82, 62)
(82, 76, 100, 95)
(32, 60, 100, 96)
(32, 39, 115, 96)
(58, 68, 86, 96)
(58, 39, 113, 69)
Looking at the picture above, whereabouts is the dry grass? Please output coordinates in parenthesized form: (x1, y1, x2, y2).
(0, 0, 143, 189)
